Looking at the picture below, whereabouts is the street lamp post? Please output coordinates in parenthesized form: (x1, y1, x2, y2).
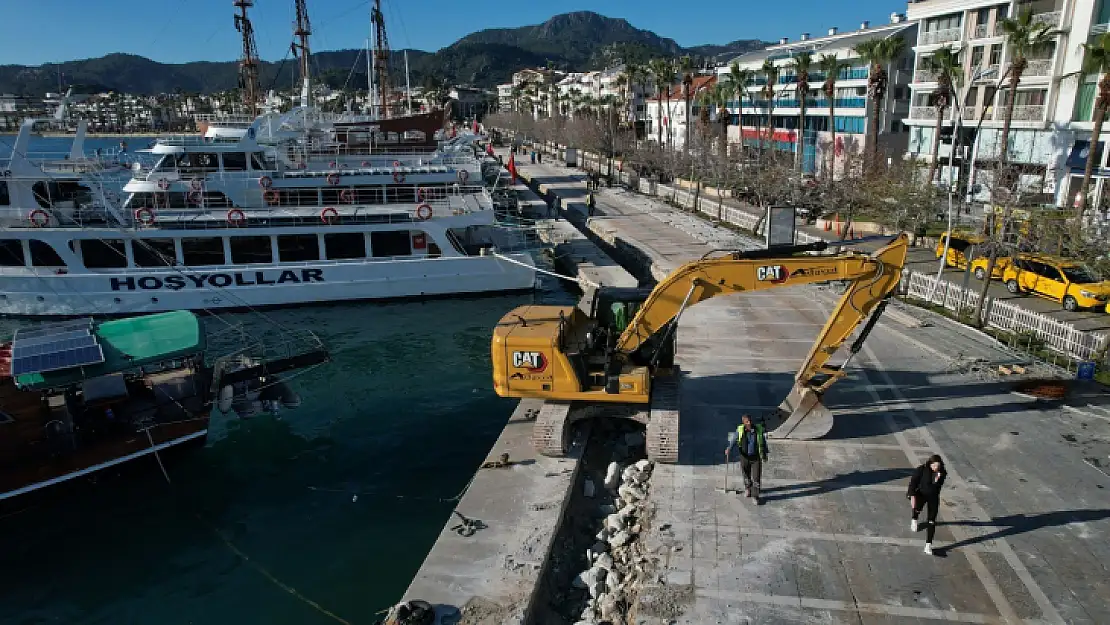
(927, 65, 998, 302)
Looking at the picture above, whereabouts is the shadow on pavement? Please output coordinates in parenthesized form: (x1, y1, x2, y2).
(760, 467, 914, 502)
(938, 508, 1110, 552)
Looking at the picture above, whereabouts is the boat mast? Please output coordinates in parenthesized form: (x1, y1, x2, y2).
(234, 0, 262, 116)
(291, 0, 313, 108)
(405, 50, 412, 115)
(370, 0, 392, 119)
(366, 37, 374, 118)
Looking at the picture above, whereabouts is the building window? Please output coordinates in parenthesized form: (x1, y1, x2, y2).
(370, 231, 412, 258)
(80, 239, 127, 269)
(278, 234, 319, 262)
(133, 239, 178, 267)
(971, 46, 985, 69)
(230, 236, 273, 264)
(989, 44, 1003, 66)
(181, 238, 226, 266)
(925, 14, 961, 31)
(0, 240, 25, 267)
(324, 233, 366, 259)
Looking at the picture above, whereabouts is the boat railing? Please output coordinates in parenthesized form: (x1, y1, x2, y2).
(206, 323, 328, 388)
(195, 113, 257, 125)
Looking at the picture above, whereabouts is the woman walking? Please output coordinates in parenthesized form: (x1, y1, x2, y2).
(907, 454, 947, 555)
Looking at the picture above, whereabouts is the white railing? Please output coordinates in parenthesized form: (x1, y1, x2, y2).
(1093, 22, 1110, 35)
(904, 270, 1108, 361)
(920, 28, 963, 45)
(1024, 59, 1054, 77)
(964, 106, 981, 120)
(970, 23, 1002, 38)
(914, 70, 939, 83)
(910, 106, 939, 120)
(993, 104, 1045, 121)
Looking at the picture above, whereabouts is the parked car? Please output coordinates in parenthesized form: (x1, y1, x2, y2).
(1002, 254, 1110, 311)
(935, 231, 987, 270)
(969, 254, 1013, 280)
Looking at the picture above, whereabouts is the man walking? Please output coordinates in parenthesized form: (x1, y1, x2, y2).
(729, 414, 768, 503)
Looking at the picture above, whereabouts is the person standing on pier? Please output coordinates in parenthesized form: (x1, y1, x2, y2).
(731, 414, 768, 503)
(907, 454, 947, 555)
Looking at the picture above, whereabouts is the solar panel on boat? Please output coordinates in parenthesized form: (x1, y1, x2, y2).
(12, 334, 98, 358)
(13, 318, 94, 341)
(12, 329, 92, 350)
(10, 344, 105, 377)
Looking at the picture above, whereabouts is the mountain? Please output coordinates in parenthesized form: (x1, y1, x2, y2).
(0, 12, 768, 94)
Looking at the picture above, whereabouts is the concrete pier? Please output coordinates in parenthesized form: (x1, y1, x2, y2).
(504, 152, 1110, 625)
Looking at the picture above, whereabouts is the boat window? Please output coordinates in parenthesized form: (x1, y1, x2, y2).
(230, 236, 273, 264)
(0, 182, 9, 206)
(223, 152, 248, 171)
(387, 185, 418, 204)
(132, 239, 178, 268)
(324, 233, 366, 259)
(80, 239, 128, 269)
(278, 234, 319, 262)
(181, 237, 226, 266)
(283, 188, 320, 207)
(30, 240, 66, 267)
(370, 230, 412, 258)
(175, 152, 219, 173)
(0, 240, 25, 266)
(251, 153, 271, 171)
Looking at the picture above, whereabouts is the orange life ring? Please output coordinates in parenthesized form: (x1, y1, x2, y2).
(263, 190, 281, 205)
(326, 172, 340, 186)
(259, 175, 273, 189)
(320, 207, 339, 224)
(457, 169, 469, 183)
(227, 209, 246, 226)
(187, 190, 203, 205)
(415, 204, 433, 220)
(134, 207, 156, 226)
(340, 189, 355, 204)
(28, 209, 50, 227)
(417, 187, 429, 201)
(393, 172, 405, 184)
(190, 178, 204, 191)
(392, 160, 401, 168)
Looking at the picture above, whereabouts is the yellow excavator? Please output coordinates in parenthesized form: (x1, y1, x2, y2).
(492, 233, 909, 463)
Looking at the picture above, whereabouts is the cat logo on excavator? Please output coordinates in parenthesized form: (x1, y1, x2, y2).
(512, 351, 548, 372)
(757, 265, 789, 283)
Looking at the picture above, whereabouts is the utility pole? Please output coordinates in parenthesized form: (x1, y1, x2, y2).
(291, 0, 313, 108)
(234, 0, 261, 116)
(371, 0, 392, 119)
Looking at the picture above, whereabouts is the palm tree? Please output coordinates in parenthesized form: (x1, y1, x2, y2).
(853, 36, 906, 170)
(760, 59, 780, 158)
(789, 52, 814, 171)
(923, 47, 962, 184)
(972, 9, 1059, 327)
(723, 62, 755, 157)
(711, 83, 731, 156)
(679, 55, 695, 153)
(817, 54, 842, 178)
(1078, 32, 1110, 216)
(650, 58, 671, 147)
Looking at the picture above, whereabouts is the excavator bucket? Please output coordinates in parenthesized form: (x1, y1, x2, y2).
(768, 383, 833, 440)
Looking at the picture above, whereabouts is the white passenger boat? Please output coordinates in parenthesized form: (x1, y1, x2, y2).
(0, 118, 537, 317)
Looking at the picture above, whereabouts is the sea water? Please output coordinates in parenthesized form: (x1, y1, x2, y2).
(0, 135, 572, 623)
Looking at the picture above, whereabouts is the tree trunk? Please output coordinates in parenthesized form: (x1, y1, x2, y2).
(684, 93, 692, 154)
(926, 105, 945, 184)
(657, 93, 663, 146)
(867, 80, 883, 171)
(827, 102, 836, 181)
(796, 97, 807, 172)
(1078, 81, 1109, 217)
(997, 69, 1021, 170)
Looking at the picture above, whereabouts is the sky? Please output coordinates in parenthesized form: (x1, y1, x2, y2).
(2, 0, 903, 66)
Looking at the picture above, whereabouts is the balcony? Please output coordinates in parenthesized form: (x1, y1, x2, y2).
(1023, 58, 1053, 77)
(993, 104, 1046, 121)
(963, 106, 980, 120)
(910, 106, 939, 120)
(969, 23, 1001, 39)
(919, 28, 962, 46)
(914, 69, 940, 83)
(1031, 11, 1062, 27)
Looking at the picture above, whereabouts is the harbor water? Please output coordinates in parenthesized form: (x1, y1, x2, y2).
(0, 135, 572, 624)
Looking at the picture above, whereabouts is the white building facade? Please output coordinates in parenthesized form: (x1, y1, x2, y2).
(719, 16, 917, 178)
(904, 0, 1110, 210)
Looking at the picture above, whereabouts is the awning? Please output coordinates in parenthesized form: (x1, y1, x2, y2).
(1066, 140, 1104, 172)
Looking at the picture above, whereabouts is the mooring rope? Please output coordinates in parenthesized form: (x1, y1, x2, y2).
(493, 252, 599, 288)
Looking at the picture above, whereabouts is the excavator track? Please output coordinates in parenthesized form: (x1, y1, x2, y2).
(646, 376, 680, 464)
(531, 401, 573, 458)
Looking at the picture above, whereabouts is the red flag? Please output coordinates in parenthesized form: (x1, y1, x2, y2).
(486, 143, 495, 156)
(472, 120, 479, 133)
(507, 152, 517, 184)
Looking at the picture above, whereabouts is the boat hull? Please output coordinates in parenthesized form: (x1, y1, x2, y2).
(0, 253, 538, 316)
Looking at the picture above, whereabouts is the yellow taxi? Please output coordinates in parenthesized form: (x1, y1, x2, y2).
(969, 254, 1012, 281)
(1001, 255, 1110, 311)
(935, 231, 986, 270)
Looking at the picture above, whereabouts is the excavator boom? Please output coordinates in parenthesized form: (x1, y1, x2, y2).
(491, 234, 910, 461)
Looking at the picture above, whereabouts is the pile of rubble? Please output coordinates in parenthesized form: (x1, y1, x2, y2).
(573, 454, 655, 625)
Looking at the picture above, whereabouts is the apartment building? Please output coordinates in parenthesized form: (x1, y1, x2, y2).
(718, 15, 917, 177)
(645, 74, 718, 150)
(496, 83, 513, 112)
(902, 0, 1110, 210)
